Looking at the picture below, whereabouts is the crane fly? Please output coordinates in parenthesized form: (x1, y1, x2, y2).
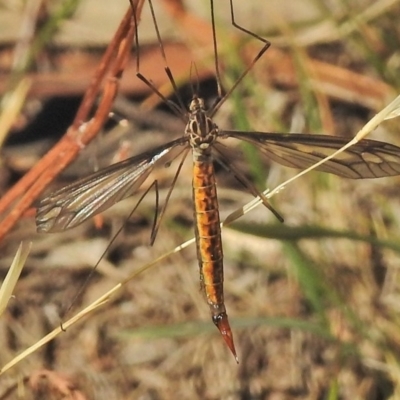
(35, 0, 400, 362)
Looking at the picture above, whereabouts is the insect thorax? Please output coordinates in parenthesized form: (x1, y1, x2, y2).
(186, 96, 218, 151)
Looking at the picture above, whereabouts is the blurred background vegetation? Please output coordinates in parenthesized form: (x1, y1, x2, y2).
(1, 0, 400, 399)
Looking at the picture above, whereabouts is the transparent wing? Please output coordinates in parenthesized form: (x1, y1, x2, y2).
(221, 131, 400, 179)
(36, 137, 188, 233)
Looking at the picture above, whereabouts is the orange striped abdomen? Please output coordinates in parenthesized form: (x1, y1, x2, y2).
(192, 150, 237, 359)
(192, 155, 223, 307)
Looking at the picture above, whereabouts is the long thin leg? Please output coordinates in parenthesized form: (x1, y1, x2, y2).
(62, 179, 160, 319)
(213, 145, 283, 223)
(209, 0, 271, 117)
(150, 147, 190, 245)
(130, 0, 187, 121)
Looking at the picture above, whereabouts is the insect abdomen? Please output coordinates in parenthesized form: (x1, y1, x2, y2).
(192, 150, 237, 360)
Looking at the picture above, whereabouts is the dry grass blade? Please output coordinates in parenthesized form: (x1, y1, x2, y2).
(0, 78, 31, 149)
(0, 242, 31, 317)
(0, 236, 196, 374)
(0, 295, 109, 376)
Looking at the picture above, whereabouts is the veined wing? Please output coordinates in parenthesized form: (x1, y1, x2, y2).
(222, 131, 400, 179)
(36, 137, 188, 233)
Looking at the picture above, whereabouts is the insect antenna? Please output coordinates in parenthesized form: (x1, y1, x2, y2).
(188, 62, 201, 100)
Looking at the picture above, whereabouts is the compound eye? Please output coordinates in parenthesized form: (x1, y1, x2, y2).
(191, 120, 198, 134)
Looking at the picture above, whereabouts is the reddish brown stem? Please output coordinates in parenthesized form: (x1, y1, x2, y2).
(0, 1, 145, 242)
